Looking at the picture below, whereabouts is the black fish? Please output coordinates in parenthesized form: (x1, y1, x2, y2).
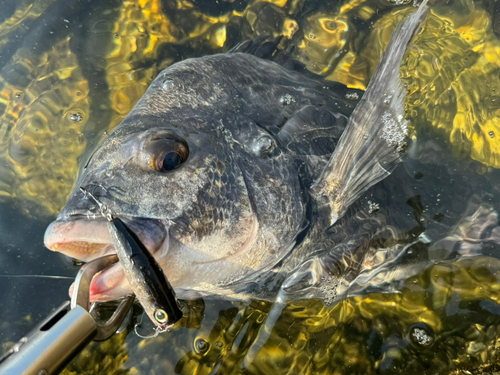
(44, 1, 429, 305)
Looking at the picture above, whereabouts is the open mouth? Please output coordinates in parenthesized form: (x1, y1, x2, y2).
(44, 215, 167, 302)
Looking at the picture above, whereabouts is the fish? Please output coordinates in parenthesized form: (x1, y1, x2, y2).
(44, 2, 430, 306)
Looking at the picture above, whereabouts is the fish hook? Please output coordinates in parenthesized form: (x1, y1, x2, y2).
(133, 312, 168, 339)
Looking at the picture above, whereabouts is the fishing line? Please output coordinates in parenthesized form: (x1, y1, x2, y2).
(0, 274, 74, 280)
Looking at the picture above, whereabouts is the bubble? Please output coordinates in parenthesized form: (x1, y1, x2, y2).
(345, 92, 359, 100)
(408, 323, 434, 347)
(69, 112, 83, 122)
(368, 200, 380, 214)
(320, 275, 338, 305)
(162, 79, 175, 90)
(194, 338, 209, 353)
(14, 92, 22, 99)
(280, 94, 295, 106)
(381, 111, 408, 151)
(215, 341, 223, 348)
(383, 94, 393, 105)
(489, 131, 495, 139)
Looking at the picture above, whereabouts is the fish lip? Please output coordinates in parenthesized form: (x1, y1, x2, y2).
(46, 214, 170, 302)
(45, 214, 169, 260)
(44, 216, 115, 261)
(68, 261, 132, 303)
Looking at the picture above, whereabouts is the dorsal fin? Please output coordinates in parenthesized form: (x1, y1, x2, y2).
(229, 36, 323, 80)
(311, 0, 430, 226)
(228, 36, 285, 59)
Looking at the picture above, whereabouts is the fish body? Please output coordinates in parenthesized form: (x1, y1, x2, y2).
(44, 2, 429, 304)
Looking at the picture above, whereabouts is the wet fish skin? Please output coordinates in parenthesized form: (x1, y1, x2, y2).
(46, 50, 359, 301)
(44, 2, 430, 304)
(108, 216, 182, 328)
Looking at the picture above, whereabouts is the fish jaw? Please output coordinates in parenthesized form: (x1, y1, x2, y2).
(44, 217, 115, 261)
(44, 216, 168, 302)
(65, 262, 133, 302)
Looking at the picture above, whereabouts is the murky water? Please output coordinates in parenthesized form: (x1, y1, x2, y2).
(2, 0, 500, 374)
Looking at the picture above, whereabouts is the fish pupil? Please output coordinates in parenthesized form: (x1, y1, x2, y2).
(163, 152, 181, 171)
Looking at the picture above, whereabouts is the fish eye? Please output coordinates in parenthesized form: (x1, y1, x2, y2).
(162, 152, 181, 171)
(154, 309, 168, 324)
(149, 136, 189, 172)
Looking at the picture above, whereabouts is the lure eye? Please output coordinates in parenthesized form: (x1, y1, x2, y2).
(149, 136, 189, 172)
(154, 309, 168, 324)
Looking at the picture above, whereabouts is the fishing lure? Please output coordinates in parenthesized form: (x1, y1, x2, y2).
(80, 187, 183, 334)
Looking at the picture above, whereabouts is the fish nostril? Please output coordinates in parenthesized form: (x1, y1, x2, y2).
(82, 183, 108, 198)
(78, 184, 110, 206)
(59, 188, 103, 218)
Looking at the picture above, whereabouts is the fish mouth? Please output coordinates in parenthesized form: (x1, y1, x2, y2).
(44, 215, 167, 302)
(44, 216, 116, 260)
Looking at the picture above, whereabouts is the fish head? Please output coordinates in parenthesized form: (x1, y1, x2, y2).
(45, 56, 310, 301)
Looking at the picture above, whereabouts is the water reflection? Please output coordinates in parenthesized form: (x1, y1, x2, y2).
(58, 257, 500, 374)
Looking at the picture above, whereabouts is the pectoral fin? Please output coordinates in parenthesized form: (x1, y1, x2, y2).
(311, 0, 430, 225)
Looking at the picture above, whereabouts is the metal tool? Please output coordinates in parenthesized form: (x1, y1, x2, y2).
(0, 255, 134, 375)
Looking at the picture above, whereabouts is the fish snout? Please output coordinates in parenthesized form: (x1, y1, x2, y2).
(44, 217, 114, 261)
(57, 184, 108, 220)
(45, 216, 168, 259)
(44, 215, 170, 303)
